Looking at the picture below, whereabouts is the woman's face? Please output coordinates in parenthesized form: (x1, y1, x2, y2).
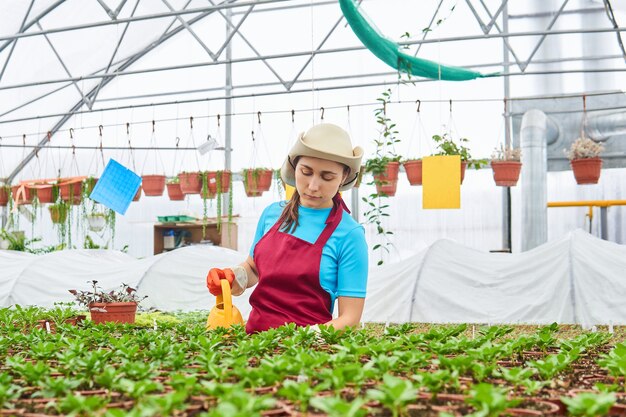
(295, 156, 347, 208)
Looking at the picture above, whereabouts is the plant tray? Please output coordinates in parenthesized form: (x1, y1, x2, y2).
(157, 215, 197, 223)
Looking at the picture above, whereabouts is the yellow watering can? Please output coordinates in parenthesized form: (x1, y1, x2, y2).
(206, 276, 244, 330)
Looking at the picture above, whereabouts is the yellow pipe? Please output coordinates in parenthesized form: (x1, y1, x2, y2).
(588, 206, 593, 222)
(547, 200, 626, 208)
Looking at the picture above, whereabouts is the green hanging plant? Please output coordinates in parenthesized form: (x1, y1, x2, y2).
(201, 171, 210, 237)
(216, 170, 223, 232)
(363, 88, 401, 265)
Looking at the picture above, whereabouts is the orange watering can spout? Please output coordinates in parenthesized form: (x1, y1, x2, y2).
(206, 276, 244, 330)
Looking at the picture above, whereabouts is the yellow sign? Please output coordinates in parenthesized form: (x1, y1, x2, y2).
(285, 184, 295, 201)
(422, 155, 461, 209)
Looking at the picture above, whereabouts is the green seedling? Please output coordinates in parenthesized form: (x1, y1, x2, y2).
(465, 383, 519, 417)
(277, 379, 318, 412)
(561, 392, 616, 417)
(310, 396, 367, 417)
(367, 373, 419, 417)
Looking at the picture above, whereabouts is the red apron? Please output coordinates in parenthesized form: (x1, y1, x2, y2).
(246, 194, 349, 333)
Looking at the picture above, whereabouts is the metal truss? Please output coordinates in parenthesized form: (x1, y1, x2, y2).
(0, 0, 625, 183)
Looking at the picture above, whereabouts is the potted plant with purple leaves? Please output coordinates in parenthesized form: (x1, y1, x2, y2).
(69, 281, 146, 324)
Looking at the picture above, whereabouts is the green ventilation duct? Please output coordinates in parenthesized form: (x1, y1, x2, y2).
(339, 0, 498, 81)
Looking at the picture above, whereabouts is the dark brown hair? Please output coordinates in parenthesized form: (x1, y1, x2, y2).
(277, 156, 349, 233)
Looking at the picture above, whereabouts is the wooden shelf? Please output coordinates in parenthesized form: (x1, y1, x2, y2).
(153, 220, 237, 254)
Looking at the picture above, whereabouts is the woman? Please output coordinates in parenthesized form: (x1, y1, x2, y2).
(207, 123, 368, 333)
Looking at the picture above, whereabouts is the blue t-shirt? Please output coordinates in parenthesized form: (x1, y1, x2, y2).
(250, 201, 368, 312)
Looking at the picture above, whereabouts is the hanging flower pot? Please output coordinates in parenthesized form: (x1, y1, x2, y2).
(29, 183, 55, 204)
(491, 161, 522, 186)
(141, 174, 166, 196)
(166, 182, 185, 201)
(207, 170, 232, 196)
(59, 180, 82, 205)
(133, 185, 142, 202)
(11, 184, 32, 205)
(571, 157, 602, 184)
(87, 214, 106, 232)
(88, 302, 137, 324)
(460, 161, 468, 184)
(374, 161, 400, 196)
(48, 203, 68, 224)
(178, 172, 201, 194)
(242, 168, 273, 197)
(403, 159, 422, 186)
(0, 186, 10, 206)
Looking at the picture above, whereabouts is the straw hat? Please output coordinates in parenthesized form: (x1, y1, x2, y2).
(281, 123, 363, 191)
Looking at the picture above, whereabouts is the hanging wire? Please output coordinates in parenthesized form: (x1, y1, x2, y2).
(406, 99, 428, 159)
(1, 92, 623, 142)
(141, 120, 166, 175)
(580, 94, 588, 139)
(258, 111, 275, 169)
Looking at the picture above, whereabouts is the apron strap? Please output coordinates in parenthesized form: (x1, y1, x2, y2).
(315, 194, 348, 247)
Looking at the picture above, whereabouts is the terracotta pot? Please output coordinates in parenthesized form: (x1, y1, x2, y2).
(166, 183, 185, 201)
(403, 160, 422, 186)
(243, 169, 273, 197)
(506, 399, 560, 416)
(571, 157, 602, 184)
(89, 302, 137, 324)
(35, 319, 56, 333)
(374, 161, 400, 196)
(133, 186, 142, 202)
(0, 187, 7, 206)
(491, 161, 522, 187)
(460, 161, 468, 184)
(59, 181, 82, 205)
(34, 185, 55, 204)
(11, 185, 32, 204)
(179, 172, 202, 194)
(206, 171, 232, 197)
(141, 174, 166, 196)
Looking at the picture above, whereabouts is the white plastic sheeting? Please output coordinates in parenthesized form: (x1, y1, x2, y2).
(365, 229, 626, 327)
(1, 229, 625, 327)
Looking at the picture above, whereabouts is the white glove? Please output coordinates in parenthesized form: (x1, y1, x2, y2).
(230, 265, 248, 296)
(309, 324, 324, 343)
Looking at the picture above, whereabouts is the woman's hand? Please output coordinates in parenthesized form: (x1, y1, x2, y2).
(325, 296, 365, 330)
(206, 257, 259, 296)
(206, 268, 235, 296)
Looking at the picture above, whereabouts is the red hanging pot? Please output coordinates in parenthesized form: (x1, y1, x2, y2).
(460, 161, 468, 184)
(0, 187, 8, 206)
(403, 159, 422, 186)
(374, 161, 400, 196)
(243, 169, 273, 197)
(133, 185, 142, 202)
(491, 161, 522, 187)
(11, 184, 32, 205)
(571, 157, 602, 184)
(167, 183, 185, 201)
(141, 174, 166, 196)
(59, 180, 82, 205)
(207, 171, 232, 196)
(178, 172, 202, 194)
(29, 184, 55, 204)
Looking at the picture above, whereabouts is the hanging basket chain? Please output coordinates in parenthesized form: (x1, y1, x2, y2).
(255, 111, 274, 169)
